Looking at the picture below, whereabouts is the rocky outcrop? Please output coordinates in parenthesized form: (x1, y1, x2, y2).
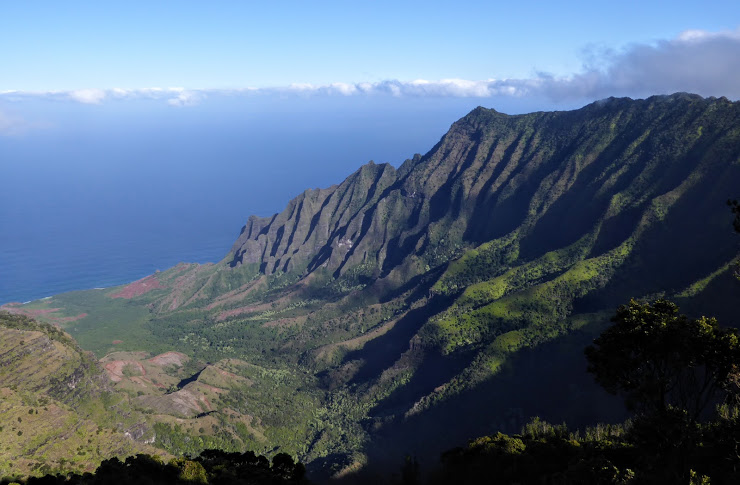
(229, 94, 740, 290)
(230, 161, 403, 275)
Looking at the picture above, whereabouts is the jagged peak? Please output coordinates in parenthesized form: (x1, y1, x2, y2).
(228, 92, 740, 281)
(458, 105, 507, 121)
(584, 92, 735, 111)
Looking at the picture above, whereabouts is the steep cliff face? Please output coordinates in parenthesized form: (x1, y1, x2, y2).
(220, 94, 740, 414)
(229, 161, 401, 276)
(229, 94, 740, 291)
(139, 94, 740, 430)
(28, 93, 740, 473)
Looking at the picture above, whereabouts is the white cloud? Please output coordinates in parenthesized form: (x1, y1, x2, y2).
(1, 28, 738, 106)
(677, 27, 740, 42)
(330, 83, 358, 96)
(537, 27, 740, 100)
(68, 89, 107, 104)
(167, 90, 201, 107)
(277, 28, 740, 100)
(110, 87, 132, 98)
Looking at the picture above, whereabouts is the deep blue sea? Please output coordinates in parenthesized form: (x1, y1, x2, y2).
(2, 95, 552, 304)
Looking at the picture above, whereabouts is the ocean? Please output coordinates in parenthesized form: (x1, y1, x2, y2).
(2, 94, 547, 304)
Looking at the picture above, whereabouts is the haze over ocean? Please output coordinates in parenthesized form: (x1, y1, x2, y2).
(2, 95, 554, 305)
(3, 1, 738, 305)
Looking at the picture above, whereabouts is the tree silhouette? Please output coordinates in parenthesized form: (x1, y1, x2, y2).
(729, 199, 740, 233)
(585, 299, 740, 421)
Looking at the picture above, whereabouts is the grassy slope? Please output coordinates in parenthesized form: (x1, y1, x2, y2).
(0, 313, 164, 479)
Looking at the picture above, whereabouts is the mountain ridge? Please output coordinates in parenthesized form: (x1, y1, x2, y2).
(228, 93, 738, 292)
(9, 92, 740, 476)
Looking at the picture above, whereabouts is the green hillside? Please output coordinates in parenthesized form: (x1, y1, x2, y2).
(0, 312, 164, 479)
(6, 93, 739, 477)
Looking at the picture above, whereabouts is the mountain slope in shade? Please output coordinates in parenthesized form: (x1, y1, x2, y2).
(229, 93, 738, 287)
(14, 93, 740, 475)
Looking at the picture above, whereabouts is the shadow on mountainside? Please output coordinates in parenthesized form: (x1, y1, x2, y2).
(353, 322, 628, 479)
(342, 292, 456, 387)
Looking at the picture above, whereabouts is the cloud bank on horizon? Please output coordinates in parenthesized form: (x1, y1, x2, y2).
(2, 28, 739, 110)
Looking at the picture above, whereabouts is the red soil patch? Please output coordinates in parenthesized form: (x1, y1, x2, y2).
(168, 297, 180, 311)
(200, 383, 225, 394)
(182, 272, 220, 308)
(0, 305, 87, 326)
(216, 293, 296, 321)
(130, 376, 149, 387)
(170, 264, 190, 274)
(57, 313, 87, 323)
(216, 305, 261, 322)
(109, 275, 163, 299)
(213, 366, 238, 379)
(18, 308, 62, 316)
(200, 395, 214, 412)
(103, 360, 146, 382)
(157, 265, 209, 312)
(112, 340, 124, 345)
(205, 277, 268, 310)
(148, 351, 188, 367)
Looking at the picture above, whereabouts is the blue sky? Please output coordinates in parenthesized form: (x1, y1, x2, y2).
(1, 0, 738, 95)
(1, 1, 739, 137)
(1, 1, 739, 303)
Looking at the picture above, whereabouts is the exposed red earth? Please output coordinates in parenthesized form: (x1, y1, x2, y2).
(205, 277, 268, 310)
(6, 306, 62, 316)
(148, 351, 188, 367)
(215, 293, 296, 322)
(56, 313, 88, 323)
(103, 360, 147, 383)
(216, 304, 262, 322)
(213, 366, 238, 379)
(0, 303, 88, 326)
(161, 265, 211, 311)
(109, 275, 163, 299)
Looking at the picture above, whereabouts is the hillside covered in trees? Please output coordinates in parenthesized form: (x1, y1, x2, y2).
(3, 93, 739, 481)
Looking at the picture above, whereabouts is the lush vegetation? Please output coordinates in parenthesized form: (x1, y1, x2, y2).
(729, 198, 740, 233)
(425, 298, 740, 484)
(428, 410, 740, 484)
(585, 299, 739, 420)
(0, 450, 306, 484)
(0, 313, 162, 477)
(4, 296, 740, 484)
(4, 94, 739, 479)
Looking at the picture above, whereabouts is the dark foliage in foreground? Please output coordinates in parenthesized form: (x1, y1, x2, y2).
(585, 299, 739, 420)
(426, 299, 740, 484)
(7, 297, 740, 484)
(427, 409, 740, 485)
(729, 199, 740, 233)
(0, 450, 306, 485)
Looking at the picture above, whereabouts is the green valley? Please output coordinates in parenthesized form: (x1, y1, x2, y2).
(2, 93, 739, 481)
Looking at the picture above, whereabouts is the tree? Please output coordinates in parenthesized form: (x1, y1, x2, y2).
(272, 452, 305, 481)
(729, 199, 740, 233)
(585, 299, 739, 421)
(731, 199, 740, 282)
(400, 455, 421, 485)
